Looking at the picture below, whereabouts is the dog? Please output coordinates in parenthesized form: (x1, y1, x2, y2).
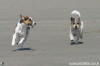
(69, 10, 84, 44)
(11, 14, 36, 49)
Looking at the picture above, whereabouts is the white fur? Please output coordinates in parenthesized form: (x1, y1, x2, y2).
(70, 10, 84, 44)
(71, 10, 81, 17)
(11, 20, 36, 49)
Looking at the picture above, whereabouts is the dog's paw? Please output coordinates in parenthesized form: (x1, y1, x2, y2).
(12, 43, 16, 47)
(71, 40, 74, 42)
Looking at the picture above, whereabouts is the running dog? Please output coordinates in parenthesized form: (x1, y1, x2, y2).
(12, 14, 36, 48)
(70, 10, 84, 44)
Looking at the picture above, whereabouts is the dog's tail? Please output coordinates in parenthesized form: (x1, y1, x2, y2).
(71, 10, 81, 17)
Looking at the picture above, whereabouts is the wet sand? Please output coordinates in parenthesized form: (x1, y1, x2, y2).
(0, 0, 100, 66)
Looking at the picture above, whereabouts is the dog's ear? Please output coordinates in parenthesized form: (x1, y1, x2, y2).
(20, 14, 24, 18)
(20, 19, 23, 23)
(20, 14, 24, 23)
(70, 17, 75, 21)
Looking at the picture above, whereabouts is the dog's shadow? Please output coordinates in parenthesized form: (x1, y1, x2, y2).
(70, 42, 84, 45)
(13, 47, 34, 52)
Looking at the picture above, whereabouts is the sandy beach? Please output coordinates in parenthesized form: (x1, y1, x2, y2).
(0, 0, 100, 66)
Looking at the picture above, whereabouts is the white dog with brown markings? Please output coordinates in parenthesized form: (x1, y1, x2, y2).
(12, 14, 36, 49)
(70, 10, 84, 44)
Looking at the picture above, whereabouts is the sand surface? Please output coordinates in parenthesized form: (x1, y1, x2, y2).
(0, 0, 100, 66)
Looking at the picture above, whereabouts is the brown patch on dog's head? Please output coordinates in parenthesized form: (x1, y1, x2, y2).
(70, 17, 81, 30)
(20, 14, 33, 28)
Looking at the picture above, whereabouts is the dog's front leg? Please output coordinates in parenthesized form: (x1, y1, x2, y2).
(69, 29, 74, 42)
(12, 33, 17, 46)
(70, 33, 74, 42)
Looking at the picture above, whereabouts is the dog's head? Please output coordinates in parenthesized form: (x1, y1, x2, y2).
(70, 17, 81, 30)
(20, 14, 36, 28)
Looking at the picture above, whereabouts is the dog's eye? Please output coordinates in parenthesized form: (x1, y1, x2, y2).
(29, 19, 32, 21)
(73, 23, 75, 24)
(77, 23, 79, 24)
(24, 18, 28, 20)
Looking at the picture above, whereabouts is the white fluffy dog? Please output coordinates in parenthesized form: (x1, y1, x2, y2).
(69, 10, 84, 44)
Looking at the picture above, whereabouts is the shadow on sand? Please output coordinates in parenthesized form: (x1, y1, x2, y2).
(13, 48, 34, 52)
(70, 42, 84, 45)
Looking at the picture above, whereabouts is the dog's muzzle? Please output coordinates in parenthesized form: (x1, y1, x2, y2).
(75, 26, 78, 30)
(28, 23, 34, 28)
(28, 23, 36, 28)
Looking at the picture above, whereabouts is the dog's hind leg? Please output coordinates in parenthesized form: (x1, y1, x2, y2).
(80, 29, 83, 39)
(18, 37, 25, 49)
(80, 21, 84, 39)
(19, 35, 28, 49)
(75, 36, 79, 44)
(80, 34, 83, 39)
(20, 33, 29, 48)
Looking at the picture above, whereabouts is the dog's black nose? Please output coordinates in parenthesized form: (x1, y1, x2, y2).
(34, 23, 36, 25)
(75, 26, 77, 28)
